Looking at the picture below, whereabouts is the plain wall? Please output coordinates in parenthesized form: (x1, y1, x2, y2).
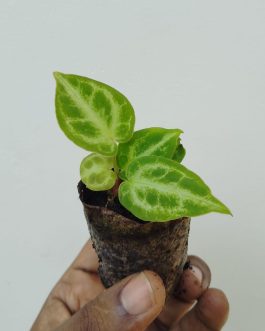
(1, 1, 264, 330)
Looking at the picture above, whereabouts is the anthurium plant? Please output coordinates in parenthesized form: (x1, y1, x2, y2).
(54, 72, 231, 222)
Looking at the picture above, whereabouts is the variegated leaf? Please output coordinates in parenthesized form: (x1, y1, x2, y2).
(117, 127, 183, 172)
(173, 142, 186, 163)
(118, 156, 231, 221)
(80, 153, 117, 191)
(54, 72, 135, 156)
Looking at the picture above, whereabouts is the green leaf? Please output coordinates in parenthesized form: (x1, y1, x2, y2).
(117, 127, 183, 172)
(118, 156, 231, 222)
(54, 72, 135, 156)
(173, 142, 186, 163)
(80, 153, 117, 191)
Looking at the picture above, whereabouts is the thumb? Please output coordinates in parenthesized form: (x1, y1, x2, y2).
(57, 271, 166, 331)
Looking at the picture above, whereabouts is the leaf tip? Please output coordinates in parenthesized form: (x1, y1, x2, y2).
(53, 71, 63, 81)
(222, 206, 233, 217)
(226, 207, 233, 217)
(213, 198, 233, 217)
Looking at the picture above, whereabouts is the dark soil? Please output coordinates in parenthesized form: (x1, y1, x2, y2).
(78, 181, 142, 223)
(78, 180, 191, 295)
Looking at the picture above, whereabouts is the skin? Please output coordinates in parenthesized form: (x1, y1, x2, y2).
(31, 241, 229, 331)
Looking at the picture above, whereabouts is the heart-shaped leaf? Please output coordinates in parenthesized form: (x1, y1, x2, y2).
(80, 153, 117, 191)
(117, 127, 183, 172)
(54, 72, 135, 156)
(173, 142, 186, 163)
(118, 156, 231, 221)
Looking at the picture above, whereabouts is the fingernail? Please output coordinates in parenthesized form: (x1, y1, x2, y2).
(176, 257, 211, 302)
(188, 256, 211, 290)
(120, 272, 155, 315)
(189, 265, 203, 285)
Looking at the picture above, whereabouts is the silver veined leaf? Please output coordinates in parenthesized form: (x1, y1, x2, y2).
(80, 153, 117, 191)
(118, 156, 232, 221)
(54, 72, 135, 156)
(173, 142, 186, 163)
(117, 127, 183, 171)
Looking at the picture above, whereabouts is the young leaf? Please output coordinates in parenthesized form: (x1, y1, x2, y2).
(54, 72, 135, 156)
(173, 143, 186, 163)
(80, 153, 117, 191)
(117, 127, 183, 171)
(118, 156, 231, 222)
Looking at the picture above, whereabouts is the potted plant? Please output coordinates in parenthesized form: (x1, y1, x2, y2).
(54, 72, 231, 295)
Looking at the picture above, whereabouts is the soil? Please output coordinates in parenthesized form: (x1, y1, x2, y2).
(78, 181, 142, 222)
(78, 180, 191, 295)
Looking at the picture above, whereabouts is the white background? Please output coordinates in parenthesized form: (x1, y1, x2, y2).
(1, 1, 264, 330)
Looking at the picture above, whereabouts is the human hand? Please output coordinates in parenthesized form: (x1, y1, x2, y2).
(31, 241, 229, 331)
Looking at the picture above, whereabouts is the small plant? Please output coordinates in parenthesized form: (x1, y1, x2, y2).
(54, 72, 231, 222)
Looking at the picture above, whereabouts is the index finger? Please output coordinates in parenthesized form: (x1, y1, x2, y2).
(157, 255, 211, 328)
(70, 240, 99, 273)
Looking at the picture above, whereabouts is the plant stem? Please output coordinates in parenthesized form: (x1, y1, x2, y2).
(106, 178, 122, 208)
(112, 177, 122, 198)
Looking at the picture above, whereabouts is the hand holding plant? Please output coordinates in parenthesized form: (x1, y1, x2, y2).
(54, 72, 231, 294)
